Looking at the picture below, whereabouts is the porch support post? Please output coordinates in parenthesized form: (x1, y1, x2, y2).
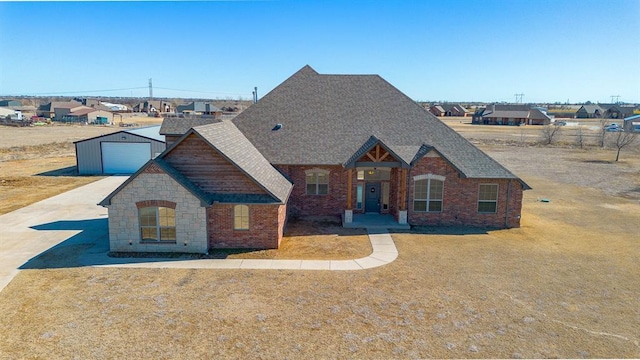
(400, 169, 407, 210)
(347, 169, 352, 209)
(399, 168, 408, 224)
(345, 169, 353, 223)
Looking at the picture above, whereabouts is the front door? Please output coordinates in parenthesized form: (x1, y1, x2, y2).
(365, 182, 380, 213)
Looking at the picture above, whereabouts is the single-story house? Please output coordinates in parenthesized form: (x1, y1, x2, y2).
(100, 66, 529, 254)
(133, 100, 172, 113)
(575, 105, 605, 119)
(176, 102, 221, 116)
(430, 104, 469, 117)
(429, 105, 446, 116)
(624, 114, 640, 133)
(37, 101, 82, 118)
(473, 105, 550, 125)
(60, 107, 114, 124)
(444, 104, 469, 117)
(605, 105, 637, 119)
(0, 99, 21, 107)
(160, 115, 220, 147)
(75, 125, 165, 175)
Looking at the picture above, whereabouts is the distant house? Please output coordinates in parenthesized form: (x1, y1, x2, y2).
(60, 107, 114, 124)
(160, 115, 220, 146)
(429, 104, 469, 117)
(444, 104, 469, 117)
(133, 100, 172, 113)
(100, 66, 529, 254)
(575, 105, 605, 119)
(37, 101, 82, 118)
(0, 100, 21, 107)
(605, 105, 637, 119)
(472, 104, 550, 125)
(429, 105, 446, 116)
(177, 102, 221, 116)
(623, 114, 640, 133)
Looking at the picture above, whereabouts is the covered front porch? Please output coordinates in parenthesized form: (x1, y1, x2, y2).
(342, 213, 410, 230)
(342, 137, 418, 229)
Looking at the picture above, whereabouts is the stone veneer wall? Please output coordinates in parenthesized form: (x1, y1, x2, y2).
(408, 156, 524, 228)
(106, 172, 208, 253)
(208, 204, 286, 249)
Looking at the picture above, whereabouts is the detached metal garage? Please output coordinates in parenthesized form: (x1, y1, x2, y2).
(75, 126, 166, 175)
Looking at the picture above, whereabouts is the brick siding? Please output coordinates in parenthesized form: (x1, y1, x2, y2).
(208, 204, 286, 249)
(408, 156, 523, 228)
(275, 165, 345, 218)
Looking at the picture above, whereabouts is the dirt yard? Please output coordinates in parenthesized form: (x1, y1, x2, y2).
(0, 121, 639, 358)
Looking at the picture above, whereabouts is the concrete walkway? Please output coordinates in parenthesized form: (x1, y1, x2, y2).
(0, 176, 399, 292)
(87, 228, 397, 271)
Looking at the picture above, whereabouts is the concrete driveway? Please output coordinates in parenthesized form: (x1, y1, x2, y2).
(0, 176, 128, 291)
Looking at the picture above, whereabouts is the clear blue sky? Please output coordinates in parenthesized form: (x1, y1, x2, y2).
(1, 0, 638, 103)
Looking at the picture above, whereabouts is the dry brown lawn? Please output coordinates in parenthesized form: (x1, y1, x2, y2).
(226, 220, 371, 260)
(0, 122, 164, 215)
(0, 124, 639, 358)
(0, 154, 102, 215)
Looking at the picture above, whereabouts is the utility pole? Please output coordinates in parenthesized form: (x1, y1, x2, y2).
(514, 93, 524, 104)
(610, 95, 620, 104)
(149, 78, 153, 101)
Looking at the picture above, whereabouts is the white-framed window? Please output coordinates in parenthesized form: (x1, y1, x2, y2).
(234, 205, 249, 230)
(305, 169, 329, 195)
(139, 206, 176, 242)
(413, 174, 445, 212)
(478, 184, 498, 213)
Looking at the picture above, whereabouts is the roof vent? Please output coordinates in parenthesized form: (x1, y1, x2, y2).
(272, 123, 283, 131)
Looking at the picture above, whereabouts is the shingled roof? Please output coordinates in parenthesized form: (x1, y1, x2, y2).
(159, 116, 220, 136)
(233, 65, 527, 184)
(190, 121, 292, 204)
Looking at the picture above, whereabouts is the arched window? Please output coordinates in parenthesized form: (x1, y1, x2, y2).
(234, 205, 249, 230)
(413, 174, 445, 212)
(139, 206, 176, 242)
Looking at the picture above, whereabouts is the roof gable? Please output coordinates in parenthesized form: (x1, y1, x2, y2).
(162, 122, 292, 204)
(343, 136, 411, 168)
(99, 158, 212, 207)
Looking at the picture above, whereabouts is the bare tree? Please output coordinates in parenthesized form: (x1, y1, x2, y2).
(519, 126, 527, 147)
(575, 126, 585, 149)
(541, 124, 561, 145)
(597, 118, 608, 148)
(612, 131, 638, 161)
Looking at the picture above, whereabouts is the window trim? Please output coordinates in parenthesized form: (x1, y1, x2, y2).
(234, 204, 250, 230)
(138, 206, 176, 243)
(477, 183, 499, 213)
(305, 168, 330, 195)
(413, 174, 445, 213)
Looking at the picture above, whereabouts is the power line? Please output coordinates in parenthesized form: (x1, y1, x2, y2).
(25, 86, 148, 95)
(14, 83, 251, 98)
(154, 86, 250, 97)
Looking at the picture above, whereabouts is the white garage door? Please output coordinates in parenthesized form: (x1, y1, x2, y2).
(101, 142, 151, 174)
